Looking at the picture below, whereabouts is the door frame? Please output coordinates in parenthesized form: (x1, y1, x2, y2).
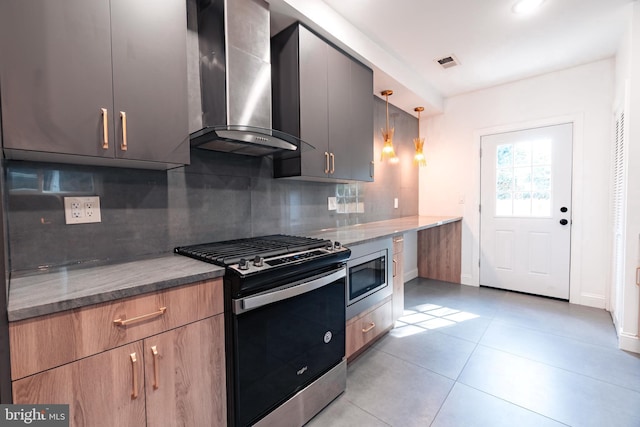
(472, 113, 587, 305)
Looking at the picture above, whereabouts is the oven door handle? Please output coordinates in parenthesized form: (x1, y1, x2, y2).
(234, 267, 346, 313)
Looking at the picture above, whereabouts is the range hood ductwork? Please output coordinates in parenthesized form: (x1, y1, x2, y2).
(192, 0, 313, 156)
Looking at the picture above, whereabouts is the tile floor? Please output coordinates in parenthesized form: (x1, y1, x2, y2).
(306, 278, 640, 427)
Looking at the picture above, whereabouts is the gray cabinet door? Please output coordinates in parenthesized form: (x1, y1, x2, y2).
(0, 0, 189, 168)
(0, 0, 114, 158)
(272, 23, 373, 182)
(349, 61, 374, 182)
(110, 0, 189, 165)
(298, 26, 329, 178)
(327, 46, 352, 180)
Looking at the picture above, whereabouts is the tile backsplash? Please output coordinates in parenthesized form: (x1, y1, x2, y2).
(5, 98, 418, 271)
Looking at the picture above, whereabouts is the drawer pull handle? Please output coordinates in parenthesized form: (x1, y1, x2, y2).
(113, 307, 167, 327)
(120, 111, 128, 151)
(151, 345, 159, 389)
(101, 108, 109, 150)
(362, 322, 376, 333)
(130, 352, 138, 399)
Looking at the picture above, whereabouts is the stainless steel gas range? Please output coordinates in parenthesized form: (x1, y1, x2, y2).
(176, 235, 350, 426)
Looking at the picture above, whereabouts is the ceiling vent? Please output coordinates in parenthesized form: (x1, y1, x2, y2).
(435, 55, 460, 69)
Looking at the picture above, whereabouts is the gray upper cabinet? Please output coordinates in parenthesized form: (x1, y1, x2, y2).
(272, 23, 374, 182)
(0, 0, 189, 169)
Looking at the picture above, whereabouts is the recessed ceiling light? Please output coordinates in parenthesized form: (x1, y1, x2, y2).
(512, 0, 545, 15)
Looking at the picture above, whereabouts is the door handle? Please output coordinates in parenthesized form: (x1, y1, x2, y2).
(120, 111, 128, 151)
(559, 219, 568, 225)
(329, 152, 335, 174)
(101, 108, 109, 150)
(151, 345, 159, 389)
(324, 152, 330, 174)
(130, 352, 138, 399)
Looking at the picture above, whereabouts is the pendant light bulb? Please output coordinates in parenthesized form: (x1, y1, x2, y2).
(380, 90, 397, 163)
(413, 107, 426, 167)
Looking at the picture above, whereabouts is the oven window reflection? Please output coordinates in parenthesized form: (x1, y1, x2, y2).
(349, 256, 385, 300)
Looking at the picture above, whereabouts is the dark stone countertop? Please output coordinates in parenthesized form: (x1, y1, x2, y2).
(300, 215, 462, 246)
(7, 254, 224, 321)
(7, 215, 461, 322)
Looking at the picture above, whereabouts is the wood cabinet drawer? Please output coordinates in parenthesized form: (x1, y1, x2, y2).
(346, 298, 393, 360)
(393, 235, 404, 254)
(9, 278, 223, 380)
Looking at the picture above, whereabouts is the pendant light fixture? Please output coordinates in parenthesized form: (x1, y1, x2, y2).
(413, 107, 426, 167)
(380, 90, 398, 163)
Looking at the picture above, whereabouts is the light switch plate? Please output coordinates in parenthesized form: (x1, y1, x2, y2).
(64, 196, 102, 224)
(394, 198, 399, 209)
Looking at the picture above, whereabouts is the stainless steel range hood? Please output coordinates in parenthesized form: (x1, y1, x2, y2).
(191, 0, 311, 156)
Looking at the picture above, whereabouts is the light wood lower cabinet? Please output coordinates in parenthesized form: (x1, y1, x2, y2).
(346, 297, 393, 361)
(145, 315, 226, 427)
(418, 220, 462, 283)
(13, 341, 146, 427)
(392, 235, 405, 323)
(10, 279, 226, 427)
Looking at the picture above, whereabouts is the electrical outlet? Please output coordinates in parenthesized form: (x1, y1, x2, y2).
(328, 197, 337, 211)
(64, 196, 101, 224)
(394, 198, 399, 209)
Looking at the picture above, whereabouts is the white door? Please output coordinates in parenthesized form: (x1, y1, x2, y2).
(480, 123, 573, 299)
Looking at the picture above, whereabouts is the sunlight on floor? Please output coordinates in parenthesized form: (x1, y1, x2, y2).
(390, 304, 480, 338)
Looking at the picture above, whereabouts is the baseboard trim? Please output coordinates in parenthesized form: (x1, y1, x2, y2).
(577, 293, 606, 309)
(619, 332, 640, 354)
(405, 268, 418, 282)
(461, 274, 477, 287)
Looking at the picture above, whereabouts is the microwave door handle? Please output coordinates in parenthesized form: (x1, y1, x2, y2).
(234, 268, 346, 313)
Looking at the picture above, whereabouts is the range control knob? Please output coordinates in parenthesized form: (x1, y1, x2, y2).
(325, 241, 334, 251)
(253, 256, 264, 267)
(238, 258, 249, 270)
(334, 241, 342, 250)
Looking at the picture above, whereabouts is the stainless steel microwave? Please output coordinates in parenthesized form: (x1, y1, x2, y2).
(346, 238, 394, 319)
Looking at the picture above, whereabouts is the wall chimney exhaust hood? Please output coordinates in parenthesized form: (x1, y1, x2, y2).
(191, 0, 312, 156)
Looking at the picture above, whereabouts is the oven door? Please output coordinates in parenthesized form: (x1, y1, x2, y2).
(230, 267, 346, 426)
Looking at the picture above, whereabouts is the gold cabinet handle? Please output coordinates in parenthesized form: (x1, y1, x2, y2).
(324, 152, 330, 174)
(151, 345, 159, 389)
(362, 322, 376, 333)
(329, 152, 335, 174)
(130, 352, 138, 399)
(101, 108, 109, 150)
(113, 307, 167, 327)
(120, 111, 128, 151)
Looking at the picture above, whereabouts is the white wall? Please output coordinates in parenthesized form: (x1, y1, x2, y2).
(615, 3, 640, 353)
(419, 58, 615, 309)
(403, 231, 418, 281)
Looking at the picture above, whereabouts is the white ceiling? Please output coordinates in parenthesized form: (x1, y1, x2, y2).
(269, 0, 634, 116)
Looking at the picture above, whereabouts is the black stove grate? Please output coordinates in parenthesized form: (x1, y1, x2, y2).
(175, 234, 330, 266)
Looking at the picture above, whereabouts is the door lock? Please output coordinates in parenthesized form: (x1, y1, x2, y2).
(559, 219, 568, 225)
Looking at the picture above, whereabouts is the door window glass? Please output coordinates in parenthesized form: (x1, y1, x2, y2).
(495, 139, 552, 217)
